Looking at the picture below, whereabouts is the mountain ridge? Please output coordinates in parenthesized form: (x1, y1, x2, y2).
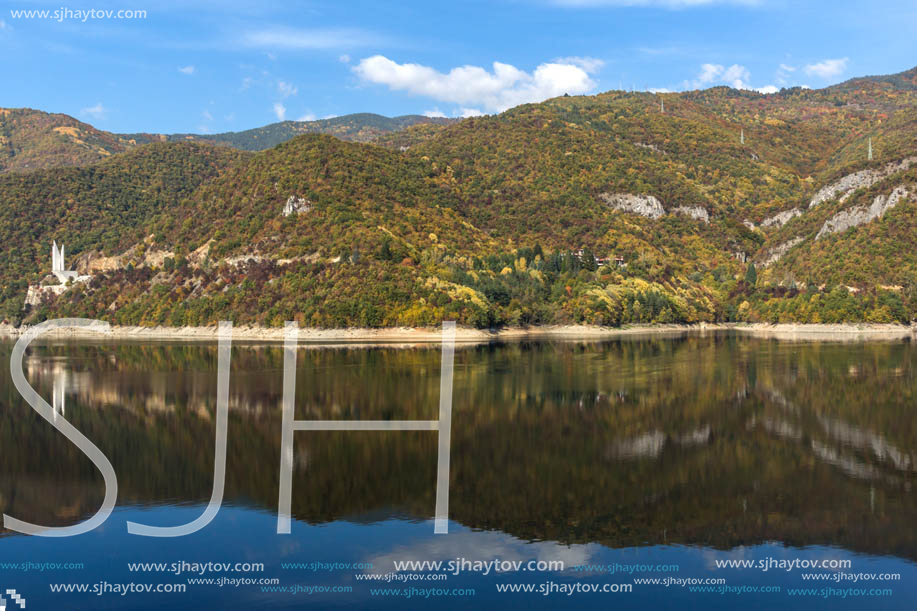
(2, 65, 916, 327)
(0, 109, 453, 173)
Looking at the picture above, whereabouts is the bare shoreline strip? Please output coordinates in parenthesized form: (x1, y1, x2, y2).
(1, 322, 914, 344)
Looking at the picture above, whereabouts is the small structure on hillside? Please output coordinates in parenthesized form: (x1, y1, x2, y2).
(24, 241, 90, 309)
(51, 241, 78, 284)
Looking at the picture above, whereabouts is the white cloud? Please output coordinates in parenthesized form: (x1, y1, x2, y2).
(459, 108, 485, 118)
(0, 19, 8, 30)
(339, 54, 351, 64)
(81, 102, 106, 119)
(178, 65, 195, 75)
(553, 56, 605, 73)
(648, 87, 671, 93)
(696, 63, 724, 85)
(688, 63, 776, 93)
(353, 55, 599, 113)
(296, 112, 317, 122)
(277, 80, 298, 98)
(243, 27, 383, 50)
(273, 102, 287, 120)
(202, 110, 213, 121)
(721, 64, 751, 88)
(776, 63, 796, 85)
(691, 63, 750, 88)
(423, 108, 447, 118)
(804, 57, 848, 79)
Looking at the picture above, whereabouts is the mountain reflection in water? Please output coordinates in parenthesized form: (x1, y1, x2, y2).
(1, 333, 915, 561)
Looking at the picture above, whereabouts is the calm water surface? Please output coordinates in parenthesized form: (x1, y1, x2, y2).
(1, 333, 915, 609)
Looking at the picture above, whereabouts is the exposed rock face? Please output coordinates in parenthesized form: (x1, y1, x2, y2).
(599, 193, 665, 219)
(759, 236, 804, 267)
(25, 283, 69, 307)
(282, 195, 312, 216)
(79, 244, 175, 273)
(79, 251, 121, 274)
(761, 208, 802, 228)
(634, 142, 664, 154)
(142, 249, 175, 268)
(224, 254, 265, 266)
(598, 193, 709, 222)
(816, 186, 910, 239)
(809, 157, 916, 208)
(188, 239, 214, 266)
(672, 206, 710, 223)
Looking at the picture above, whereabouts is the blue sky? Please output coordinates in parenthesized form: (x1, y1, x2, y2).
(1, 0, 915, 134)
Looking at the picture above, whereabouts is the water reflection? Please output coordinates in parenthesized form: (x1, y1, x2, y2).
(0, 334, 915, 563)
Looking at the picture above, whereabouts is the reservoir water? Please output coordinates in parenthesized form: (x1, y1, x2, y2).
(1, 333, 915, 609)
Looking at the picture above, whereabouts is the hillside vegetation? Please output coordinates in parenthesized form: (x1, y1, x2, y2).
(158, 113, 455, 150)
(0, 108, 139, 173)
(2, 66, 916, 328)
(0, 109, 454, 174)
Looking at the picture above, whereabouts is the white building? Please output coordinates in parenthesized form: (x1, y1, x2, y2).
(51, 241, 78, 284)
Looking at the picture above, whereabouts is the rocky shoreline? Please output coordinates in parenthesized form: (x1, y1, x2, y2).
(1, 322, 914, 344)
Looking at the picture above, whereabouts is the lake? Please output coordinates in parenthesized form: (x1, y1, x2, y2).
(1, 332, 915, 609)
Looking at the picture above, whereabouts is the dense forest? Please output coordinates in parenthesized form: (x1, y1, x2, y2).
(1, 66, 916, 328)
(132, 113, 455, 151)
(0, 108, 454, 172)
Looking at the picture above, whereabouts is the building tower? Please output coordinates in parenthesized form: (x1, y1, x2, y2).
(50, 241, 77, 284)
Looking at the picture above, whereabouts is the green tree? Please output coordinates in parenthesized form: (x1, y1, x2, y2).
(745, 262, 757, 287)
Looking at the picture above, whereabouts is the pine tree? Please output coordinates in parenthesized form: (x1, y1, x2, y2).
(745, 262, 757, 287)
(582, 247, 597, 272)
(379, 238, 393, 261)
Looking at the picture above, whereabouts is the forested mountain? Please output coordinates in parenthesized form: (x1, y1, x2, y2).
(0, 109, 453, 174)
(2, 66, 916, 328)
(152, 113, 455, 151)
(0, 108, 139, 173)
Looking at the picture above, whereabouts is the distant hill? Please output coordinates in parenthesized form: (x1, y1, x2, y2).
(0, 110, 454, 173)
(828, 65, 917, 92)
(2, 65, 917, 328)
(0, 107, 144, 173)
(151, 113, 455, 151)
